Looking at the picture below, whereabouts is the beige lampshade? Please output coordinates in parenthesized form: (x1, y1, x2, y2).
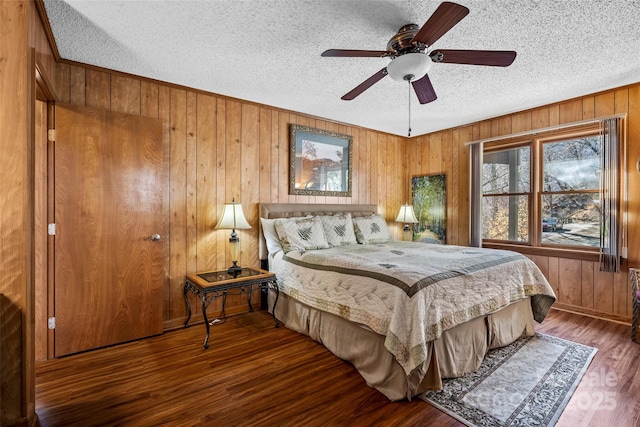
(215, 200, 251, 230)
(395, 203, 418, 224)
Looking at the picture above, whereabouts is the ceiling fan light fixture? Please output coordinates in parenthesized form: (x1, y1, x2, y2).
(387, 53, 431, 82)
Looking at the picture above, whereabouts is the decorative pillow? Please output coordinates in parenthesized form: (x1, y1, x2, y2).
(319, 213, 357, 246)
(261, 215, 313, 254)
(352, 214, 391, 244)
(274, 216, 330, 253)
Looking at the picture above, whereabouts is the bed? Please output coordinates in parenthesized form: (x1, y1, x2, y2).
(259, 203, 556, 401)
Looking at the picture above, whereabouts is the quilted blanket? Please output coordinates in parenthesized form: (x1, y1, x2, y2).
(272, 241, 556, 375)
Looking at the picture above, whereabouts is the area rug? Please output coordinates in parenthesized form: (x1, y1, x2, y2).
(421, 333, 597, 427)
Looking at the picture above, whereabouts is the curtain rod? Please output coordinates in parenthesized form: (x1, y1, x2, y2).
(464, 113, 627, 146)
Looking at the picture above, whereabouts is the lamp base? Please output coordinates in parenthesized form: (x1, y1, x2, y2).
(403, 224, 412, 242)
(227, 264, 242, 275)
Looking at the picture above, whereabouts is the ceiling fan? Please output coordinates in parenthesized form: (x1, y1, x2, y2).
(321, 1, 517, 105)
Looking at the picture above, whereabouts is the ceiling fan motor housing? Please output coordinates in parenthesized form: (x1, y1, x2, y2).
(386, 24, 426, 55)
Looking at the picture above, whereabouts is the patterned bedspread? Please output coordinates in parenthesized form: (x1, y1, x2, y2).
(271, 241, 556, 375)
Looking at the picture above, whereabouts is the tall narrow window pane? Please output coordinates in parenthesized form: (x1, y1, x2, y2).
(482, 146, 530, 242)
(542, 136, 602, 247)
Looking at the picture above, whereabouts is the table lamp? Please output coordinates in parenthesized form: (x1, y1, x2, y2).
(215, 198, 251, 274)
(395, 202, 418, 241)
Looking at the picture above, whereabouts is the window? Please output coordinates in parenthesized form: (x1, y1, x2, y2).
(541, 136, 602, 247)
(472, 117, 622, 270)
(482, 146, 530, 242)
(481, 127, 604, 250)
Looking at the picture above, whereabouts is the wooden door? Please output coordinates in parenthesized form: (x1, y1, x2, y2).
(53, 104, 164, 357)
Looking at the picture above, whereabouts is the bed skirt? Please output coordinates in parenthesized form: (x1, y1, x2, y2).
(268, 291, 534, 401)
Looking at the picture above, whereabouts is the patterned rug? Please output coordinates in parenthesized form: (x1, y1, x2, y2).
(421, 333, 597, 427)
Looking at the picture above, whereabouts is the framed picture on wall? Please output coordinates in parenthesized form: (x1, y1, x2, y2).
(289, 124, 352, 197)
(411, 174, 446, 244)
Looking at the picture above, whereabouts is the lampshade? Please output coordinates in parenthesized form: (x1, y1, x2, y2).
(387, 53, 432, 82)
(215, 200, 251, 230)
(395, 203, 418, 224)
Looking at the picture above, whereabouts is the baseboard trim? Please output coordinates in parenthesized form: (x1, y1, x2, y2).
(551, 304, 631, 325)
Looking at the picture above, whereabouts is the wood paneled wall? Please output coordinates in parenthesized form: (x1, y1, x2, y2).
(406, 85, 640, 322)
(1, 1, 38, 424)
(45, 63, 640, 326)
(47, 63, 408, 328)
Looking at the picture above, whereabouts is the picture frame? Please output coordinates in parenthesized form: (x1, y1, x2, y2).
(411, 174, 447, 244)
(290, 124, 352, 197)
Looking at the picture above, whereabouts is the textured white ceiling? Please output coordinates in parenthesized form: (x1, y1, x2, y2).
(43, 0, 640, 137)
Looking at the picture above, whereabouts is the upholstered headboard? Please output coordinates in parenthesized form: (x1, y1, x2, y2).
(258, 203, 378, 262)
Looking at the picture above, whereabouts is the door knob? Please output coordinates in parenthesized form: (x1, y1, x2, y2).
(146, 234, 162, 241)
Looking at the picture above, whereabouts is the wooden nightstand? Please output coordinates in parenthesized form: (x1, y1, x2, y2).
(183, 267, 279, 349)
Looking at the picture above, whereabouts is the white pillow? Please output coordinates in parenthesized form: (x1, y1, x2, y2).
(352, 214, 391, 244)
(260, 217, 283, 254)
(319, 213, 357, 246)
(274, 216, 330, 253)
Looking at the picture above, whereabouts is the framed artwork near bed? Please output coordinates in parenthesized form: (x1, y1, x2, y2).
(411, 174, 447, 244)
(289, 124, 352, 197)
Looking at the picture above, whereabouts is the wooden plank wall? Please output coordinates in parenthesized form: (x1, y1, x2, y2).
(1, 0, 37, 424)
(406, 85, 640, 322)
(31, 0, 638, 333)
(48, 63, 407, 328)
(44, 66, 639, 326)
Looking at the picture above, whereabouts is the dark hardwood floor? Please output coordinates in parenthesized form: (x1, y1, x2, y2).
(35, 309, 640, 427)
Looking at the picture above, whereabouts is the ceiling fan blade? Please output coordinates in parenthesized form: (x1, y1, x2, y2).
(322, 49, 389, 58)
(341, 68, 388, 100)
(412, 74, 437, 104)
(412, 2, 469, 46)
(431, 49, 517, 66)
